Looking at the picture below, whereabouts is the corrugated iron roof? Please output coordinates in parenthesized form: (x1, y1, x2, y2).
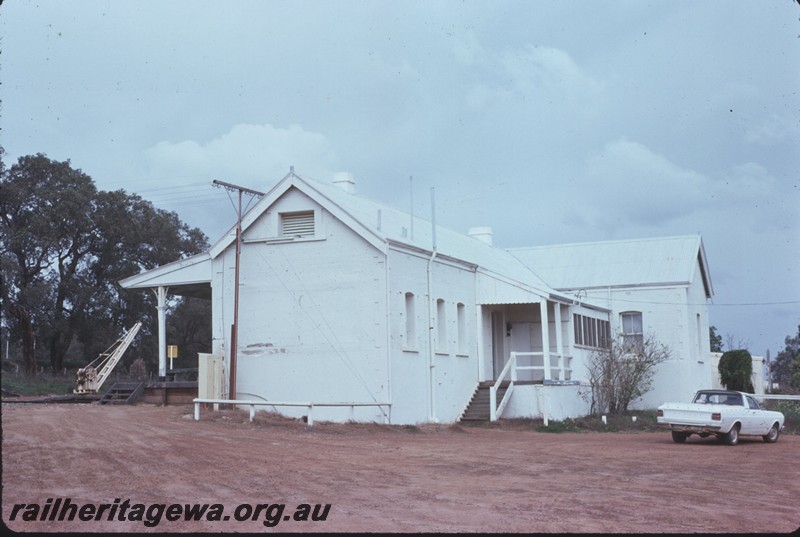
(121, 172, 712, 305)
(507, 235, 713, 297)
(298, 174, 557, 296)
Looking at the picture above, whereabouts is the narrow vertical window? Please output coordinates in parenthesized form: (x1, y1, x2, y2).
(436, 299, 447, 353)
(405, 293, 416, 349)
(583, 316, 590, 347)
(696, 313, 703, 356)
(457, 303, 467, 355)
(574, 314, 583, 346)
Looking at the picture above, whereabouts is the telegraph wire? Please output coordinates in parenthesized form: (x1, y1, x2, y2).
(600, 296, 799, 307)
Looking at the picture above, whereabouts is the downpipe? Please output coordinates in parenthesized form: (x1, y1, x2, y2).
(427, 250, 438, 423)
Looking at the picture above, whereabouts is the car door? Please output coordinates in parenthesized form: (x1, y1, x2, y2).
(745, 395, 766, 434)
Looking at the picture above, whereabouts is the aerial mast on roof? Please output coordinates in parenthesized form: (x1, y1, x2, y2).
(409, 175, 414, 241)
(430, 186, 437, 251)
(212, 179, 265, 401)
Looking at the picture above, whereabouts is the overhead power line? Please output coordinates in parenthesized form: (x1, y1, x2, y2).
(604, 297, 800, 307)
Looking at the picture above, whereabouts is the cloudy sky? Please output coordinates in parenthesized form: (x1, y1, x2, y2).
(3, 1, 799, 357)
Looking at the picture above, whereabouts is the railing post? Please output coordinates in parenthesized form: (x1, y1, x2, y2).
(490, 386, 497, 421)
(307, 404, 314, 428)
(540, 300, 551, 381)
(554, 303, 564, 380)
(249, 404, 255, 422)
(511, 352, 517, 382)
(194, 401, 200, 421)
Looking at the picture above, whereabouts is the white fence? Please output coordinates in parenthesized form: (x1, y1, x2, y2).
(193, 398, 391, 427)
(752, 394, 800, 401)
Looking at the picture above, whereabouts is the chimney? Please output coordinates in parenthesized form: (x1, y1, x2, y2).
(333, 172, 355, 193)
(468, 226, 493, 246)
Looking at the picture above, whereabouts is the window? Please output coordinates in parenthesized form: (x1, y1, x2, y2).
(620, 311, 643, 349)
(457, 303, 467, 355)
(574, 314, 583, 346)
(696, 314, 703, 359)
(280, 211, 315, 238)
(404, 293, 416, 349)
(599, 319, 611, 349)
(436, 299, 447, 353)
(573, 314, 610, 349)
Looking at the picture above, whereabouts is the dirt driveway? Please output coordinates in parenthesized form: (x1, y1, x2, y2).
(2, 403, 798, 533)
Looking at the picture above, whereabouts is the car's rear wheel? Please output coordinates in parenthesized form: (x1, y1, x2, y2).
(721, 423, 740, 445)
(671, 431, 689, 443)
(762, 423, 780, 443)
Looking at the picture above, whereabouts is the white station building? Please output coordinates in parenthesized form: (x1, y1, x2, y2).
(121, 170, 716, 424)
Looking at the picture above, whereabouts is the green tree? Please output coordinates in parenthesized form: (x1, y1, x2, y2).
(75, 188, 208, 374)
(166, 296, 212, 372)
(585, 332, 672, 414)
(1, 153, 97, 373)
(770, 324, 800, 393)
(718, 349, 754, 392)
(1, 152, 208, 374)
(709, 325, 723, 353)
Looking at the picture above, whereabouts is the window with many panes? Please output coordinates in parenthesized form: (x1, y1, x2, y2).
(620, 311, 643, 349)
(573, 314, 611, 349)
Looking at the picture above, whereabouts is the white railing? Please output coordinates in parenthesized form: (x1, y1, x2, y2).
(752, 394, 800, 401)
(193, 398, 391, 427)
(490, 354, 517, 421)
(510, 351, 573, 382)
(489, 351, 575, 421)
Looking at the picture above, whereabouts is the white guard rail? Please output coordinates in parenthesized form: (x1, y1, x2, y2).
(193, 398, 391, 427)
(751, 394, 800, 401)
(490, 351, 575, 421)
(490, 354, 517, 421)
(509, 351, 573, 382)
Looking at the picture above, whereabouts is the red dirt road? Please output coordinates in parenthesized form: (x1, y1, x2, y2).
(2, 403, 798, 533)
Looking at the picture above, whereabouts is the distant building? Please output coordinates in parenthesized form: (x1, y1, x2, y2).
(121, 171, 715, 423)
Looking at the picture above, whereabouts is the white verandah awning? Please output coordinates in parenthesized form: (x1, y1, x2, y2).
(119, 253, 213, 377)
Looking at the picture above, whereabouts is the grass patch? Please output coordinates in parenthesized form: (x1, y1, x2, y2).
(1, 371, 76, 397)
(1, 360, 143, 398)
(460, 412, 665, 433)
(535, 411, 664, 433)
(535, 418, 584, 433)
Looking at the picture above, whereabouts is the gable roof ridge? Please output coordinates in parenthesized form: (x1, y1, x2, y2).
(507, 234, 702, 252)
(203, 169, 564, 298)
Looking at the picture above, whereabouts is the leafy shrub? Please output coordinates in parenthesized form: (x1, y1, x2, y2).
(718, 349, 754, 392)
(763, 400, 800, 435)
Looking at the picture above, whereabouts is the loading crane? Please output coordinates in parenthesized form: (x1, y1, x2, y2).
(74, 322, 142, 394)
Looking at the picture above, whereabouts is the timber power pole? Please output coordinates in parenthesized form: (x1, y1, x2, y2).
(212, 180, 265, 401)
